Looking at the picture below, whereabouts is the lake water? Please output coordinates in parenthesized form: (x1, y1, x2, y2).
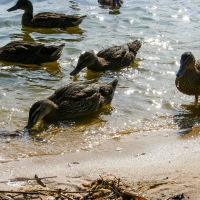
(1, 0, 200, 160)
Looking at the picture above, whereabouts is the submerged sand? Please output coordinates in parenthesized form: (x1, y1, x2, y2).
(0, 129, 200, 199)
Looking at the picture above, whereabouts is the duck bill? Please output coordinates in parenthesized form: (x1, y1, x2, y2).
(7, 5, 18, 12)
(70, 67, 82, 76)
(24, 120, 35, 131)
(176, 64, 185, 77)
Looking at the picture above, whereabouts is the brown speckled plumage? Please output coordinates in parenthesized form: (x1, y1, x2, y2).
(70, 40, 141, 76)
(175, 52, 200, 105)
(7, 0, 86, 28)
(25, 79, 118, 129)
(0, 41, 65, 64)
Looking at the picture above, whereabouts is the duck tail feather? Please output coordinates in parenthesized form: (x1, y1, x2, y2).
(50, 43, 65, 58)
(72, 15, 87, 26)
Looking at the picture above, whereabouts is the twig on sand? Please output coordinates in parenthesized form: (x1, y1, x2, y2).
(35, 174, 46, 187)
(0, 175, 57, 183)
(0, 191, 42, 195)
(0, 130, 24, 137)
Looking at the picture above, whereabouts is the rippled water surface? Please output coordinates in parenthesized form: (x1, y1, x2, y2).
(1, 0, 200, 159)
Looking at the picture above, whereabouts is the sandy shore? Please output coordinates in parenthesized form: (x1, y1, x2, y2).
(0, 129, 200, 199)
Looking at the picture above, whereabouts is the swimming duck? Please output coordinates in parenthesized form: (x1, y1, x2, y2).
(0, 41, 65, 65)
(25, 79, 118, 130)
(175, 52, 200, 106)
(7, 0, 86, 28)
(98, 0, 123, 7)
(70, 40, 141, 76)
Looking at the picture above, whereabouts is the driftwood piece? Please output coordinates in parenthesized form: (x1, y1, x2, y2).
(0, 191, 41, 195)
(0, 130, 24, 137)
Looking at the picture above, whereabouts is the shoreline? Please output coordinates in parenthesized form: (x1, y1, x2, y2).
(0, 129, 200, 199)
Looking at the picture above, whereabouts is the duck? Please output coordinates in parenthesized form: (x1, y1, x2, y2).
(98, 0, 123, 7)
(7, 0, 87, 28)
(25, 79, 118, 130)
(70, 40, 141, 76)
(175, 52, 200, 106)
(0, 41, 65, 65)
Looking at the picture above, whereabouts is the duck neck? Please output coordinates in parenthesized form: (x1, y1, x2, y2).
(178, 67, 197, 80)
(22, 4, 34, 26)
(43, 100, 59, 122)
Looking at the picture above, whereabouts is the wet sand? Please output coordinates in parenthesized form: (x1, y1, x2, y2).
(0, 129, 200, 199)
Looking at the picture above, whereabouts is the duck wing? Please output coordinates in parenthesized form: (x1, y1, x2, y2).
(33, 12, 86, 28)
(48, 80, 98, 103)
(48, 80, 103, 117)
(34, 43, 65, 63)
(0, 41, 64, 64)
(0, 41, 44, 63)
(97, 44, 133, 69)
(97, 40, 141, 69)
(97, 45, 127, 59)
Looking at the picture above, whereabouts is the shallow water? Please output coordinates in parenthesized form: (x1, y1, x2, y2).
(1, 0, 200, 160)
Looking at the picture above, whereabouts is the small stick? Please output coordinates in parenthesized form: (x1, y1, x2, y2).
(35, 174, 46, 187)
(0, 176, 57, 183)
(37, 189, 98, 193)
(61, 193, 74, 200)
(0, 191, 41, 195)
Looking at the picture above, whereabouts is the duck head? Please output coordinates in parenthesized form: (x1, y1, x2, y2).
(176, 52, 196, 78)
(70, 52, 96, 76)
(24, 99, 56, 130)
(7, 0, 32, 12)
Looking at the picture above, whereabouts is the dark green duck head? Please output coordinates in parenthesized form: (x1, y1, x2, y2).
(25, 99, 57, 130)
(70, 52, 96, 76)
(176, 52, 196, 78)
(7, 0, 33, 12)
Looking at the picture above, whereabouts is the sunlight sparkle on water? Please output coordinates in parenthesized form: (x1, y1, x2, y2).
(145, 38, 172, 50)
(172, 15, 178, 18)
(175, 61, 179, 66)
(97, 15, 104, 21)
(124, 89, 134, 95)
(129, 19, 134, 25)
(183, 16, 190, 21)
(152, 99, 162, 108)
(11, 108, 21, 112)
(178, 10, 182, 14)
(146, 76, 155, 81)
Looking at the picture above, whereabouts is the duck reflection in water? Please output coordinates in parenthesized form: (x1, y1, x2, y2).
(21, 24, 85, 36)
(173, 104, 200, 135)
(69, 0, 81, 11)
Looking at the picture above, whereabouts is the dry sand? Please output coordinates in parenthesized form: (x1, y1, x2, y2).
(0, 129, 200, 199)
